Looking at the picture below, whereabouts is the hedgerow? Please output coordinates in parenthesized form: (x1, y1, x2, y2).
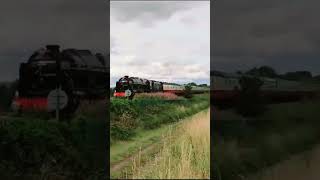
(110, 94, 210, 142)
(0, 114, 107, 179)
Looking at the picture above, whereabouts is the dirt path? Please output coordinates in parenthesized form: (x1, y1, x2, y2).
(110, 141, 162, 173)
(110, 110, 207, 177)
(110, 123, 178, 176)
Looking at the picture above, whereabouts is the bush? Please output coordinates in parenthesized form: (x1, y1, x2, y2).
(0, 116, 106, 179)
(135, 92, 180, 100)
(184, 85, 193, 99)
(235, 76, 266, 117)
(111, 111, 138, 140)
(1, 119, 76, 178)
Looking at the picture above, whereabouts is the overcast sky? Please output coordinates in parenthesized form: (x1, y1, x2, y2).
(1, 0, 319, 83)
(212, 0, 320, 76)
(110, 1, 210, 87)
(0, 0, 108, 82)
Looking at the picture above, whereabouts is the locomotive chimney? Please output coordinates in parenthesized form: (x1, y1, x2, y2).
(46, 45, 60, 54)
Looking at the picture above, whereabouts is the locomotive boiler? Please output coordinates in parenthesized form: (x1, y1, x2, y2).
(13, 45, 108, 113)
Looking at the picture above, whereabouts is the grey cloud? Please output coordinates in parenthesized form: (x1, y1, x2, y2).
(110, 37, 120, 55)
(1, 0, 107, 53)
(180, 17, 196, 26)
(111, 1, 195, 26)
(0, 0, 108, 81)
(212, 0, 320, 75)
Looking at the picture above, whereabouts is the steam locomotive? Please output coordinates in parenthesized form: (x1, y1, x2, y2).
(211, 70, 317, 102)
(113, 76, 209, 98)
(12, 45, 108, 113)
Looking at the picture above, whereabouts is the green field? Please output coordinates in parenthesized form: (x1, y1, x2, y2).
(213, 98, 320, 180)
(110, 93, 210, 178)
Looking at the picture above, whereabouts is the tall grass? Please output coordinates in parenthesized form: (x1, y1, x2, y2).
(212, 100, 320, 180)
(130, 109, 210, 179)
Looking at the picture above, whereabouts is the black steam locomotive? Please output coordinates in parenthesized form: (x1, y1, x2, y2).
(114, 75, 209, 99)
(13, 45, 108, 113)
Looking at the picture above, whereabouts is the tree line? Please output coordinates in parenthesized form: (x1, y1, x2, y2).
(237, 65, 320, 81)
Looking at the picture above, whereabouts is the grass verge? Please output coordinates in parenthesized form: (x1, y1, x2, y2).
(212, 99, 320, 180)
(129, 109, 210, 179)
